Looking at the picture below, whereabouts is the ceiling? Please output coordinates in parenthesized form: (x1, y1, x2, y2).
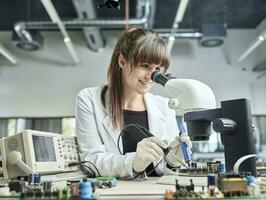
(0, 0, 266, 31)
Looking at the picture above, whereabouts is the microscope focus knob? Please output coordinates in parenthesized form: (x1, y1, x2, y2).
(212, 118, 236, 132)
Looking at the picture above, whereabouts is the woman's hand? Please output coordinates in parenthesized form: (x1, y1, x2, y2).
(132, 137, 167, 172)
(166, 133, 192, 167)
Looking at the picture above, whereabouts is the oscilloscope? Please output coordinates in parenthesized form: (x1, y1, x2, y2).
(0, 130, 80, 179)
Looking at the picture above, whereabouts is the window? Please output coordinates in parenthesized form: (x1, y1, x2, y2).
(0, 117, 76, 137)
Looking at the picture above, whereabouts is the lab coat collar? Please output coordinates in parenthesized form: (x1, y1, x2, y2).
(101, 90, 121, 149)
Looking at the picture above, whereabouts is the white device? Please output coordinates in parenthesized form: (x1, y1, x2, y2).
(0, 130, 80, 179)
(165, 79, 216, 111)
(151, 71, 216, 112)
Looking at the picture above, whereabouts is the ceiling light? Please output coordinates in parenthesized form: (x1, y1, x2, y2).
(237, 38, 263, 62)
(167, 35, 175, 53)
(40, 0, 61, 23)
(40, 0, 80, 64)
(174, 0, 189, 23)
(63, 37, 80, 64)
(258, 35, 265, 41)
(237, 30, 266, 62)
(168, 0, 190, 54)
(0, 43, 18, 64)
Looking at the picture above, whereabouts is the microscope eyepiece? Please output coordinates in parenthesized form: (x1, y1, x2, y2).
(151, 71, 170, 86)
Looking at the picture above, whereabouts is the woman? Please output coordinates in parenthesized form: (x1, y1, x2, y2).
(75, 27, 191, 178)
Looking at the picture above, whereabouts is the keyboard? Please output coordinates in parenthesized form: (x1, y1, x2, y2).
(41, 171, 88, 182)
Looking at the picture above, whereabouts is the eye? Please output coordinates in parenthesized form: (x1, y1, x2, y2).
(141, 63, 149, 68)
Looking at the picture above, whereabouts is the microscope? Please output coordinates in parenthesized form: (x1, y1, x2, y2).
(152, 71, 256, 176)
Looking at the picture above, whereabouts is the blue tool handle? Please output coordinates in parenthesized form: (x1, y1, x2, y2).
(177, 120, 192, 161)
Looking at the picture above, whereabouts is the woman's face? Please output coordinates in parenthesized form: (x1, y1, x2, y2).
(120, 56, 165, 95)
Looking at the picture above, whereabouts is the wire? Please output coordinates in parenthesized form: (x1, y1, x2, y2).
(117, 123, 154, 155)
(80, 161, 101, 177)
(118, 123, 164, 178)
(81, 164, 96, 177)
(68, 161, 101, 177)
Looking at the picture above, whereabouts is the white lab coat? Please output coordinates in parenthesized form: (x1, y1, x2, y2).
(75, 86, 179, 178)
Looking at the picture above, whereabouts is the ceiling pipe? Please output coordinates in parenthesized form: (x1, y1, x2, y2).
(14, 0, 150, 33)
(159, 31, 202, 38)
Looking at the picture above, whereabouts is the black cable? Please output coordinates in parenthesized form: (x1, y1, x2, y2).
(80, 161, 101, 177)
(118, 123, 165, 178)
(68, 160, 101, 177)
(117, 123, 154, 154)
(146, 159, 163, 177)
(81, 164, 96, 177)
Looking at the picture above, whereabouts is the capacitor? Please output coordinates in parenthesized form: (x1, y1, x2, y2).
(247, 175, 255, 185)
(219, 163, 225, 172)
(43, 181, 52, 193)
(71, 182, 79, 197)
(79, 180, 94, 199)
(28, 173, 41, 185)
(207, 174, 216, 187)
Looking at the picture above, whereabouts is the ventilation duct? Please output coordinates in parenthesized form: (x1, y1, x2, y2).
(72, 0, 106, 52)
(12, 30, 43, 51)
(13, 0, 150, 35)
(199, 24, 227, 47)
(158, 24, 226, 48)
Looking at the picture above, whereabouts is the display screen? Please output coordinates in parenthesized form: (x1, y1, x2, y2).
(32, 136, 56, 162)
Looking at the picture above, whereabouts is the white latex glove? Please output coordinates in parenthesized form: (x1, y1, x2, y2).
(133, 137, 167, 172)
(166, 133, 192, 167)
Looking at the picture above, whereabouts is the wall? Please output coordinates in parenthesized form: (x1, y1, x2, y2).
(0, 29, 265, 117)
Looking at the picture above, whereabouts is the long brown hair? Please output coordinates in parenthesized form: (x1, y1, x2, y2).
(101, 27, 170, 130)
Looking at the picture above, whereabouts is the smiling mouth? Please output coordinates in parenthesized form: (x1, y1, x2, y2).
(139, 80, 152, 86)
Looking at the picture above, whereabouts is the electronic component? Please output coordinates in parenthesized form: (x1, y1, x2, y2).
(0, 178, 97, 199)
(164, 179, 201, 199)
(79, 179, 95, 199)
(0, 130, 80, 179)
(178, 161, 225, 176)
(95, 176, 117, 188)
(218, 172, 248, 197)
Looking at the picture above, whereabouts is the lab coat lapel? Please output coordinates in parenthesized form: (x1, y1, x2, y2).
(101, 103, 121, 149)
(144, 93, 167, 137)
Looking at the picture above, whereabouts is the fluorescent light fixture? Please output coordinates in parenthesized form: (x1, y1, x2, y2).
(0, 43, 18, 65)
(174, 0, 189, 23)
(64, 37, 80, 64)
(40, 0, 61, 23)
(167, 35, 176, 54)
(168, 0, 189, 54)
(237, 31, 266, 62)
(40, 0, 80, 64)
